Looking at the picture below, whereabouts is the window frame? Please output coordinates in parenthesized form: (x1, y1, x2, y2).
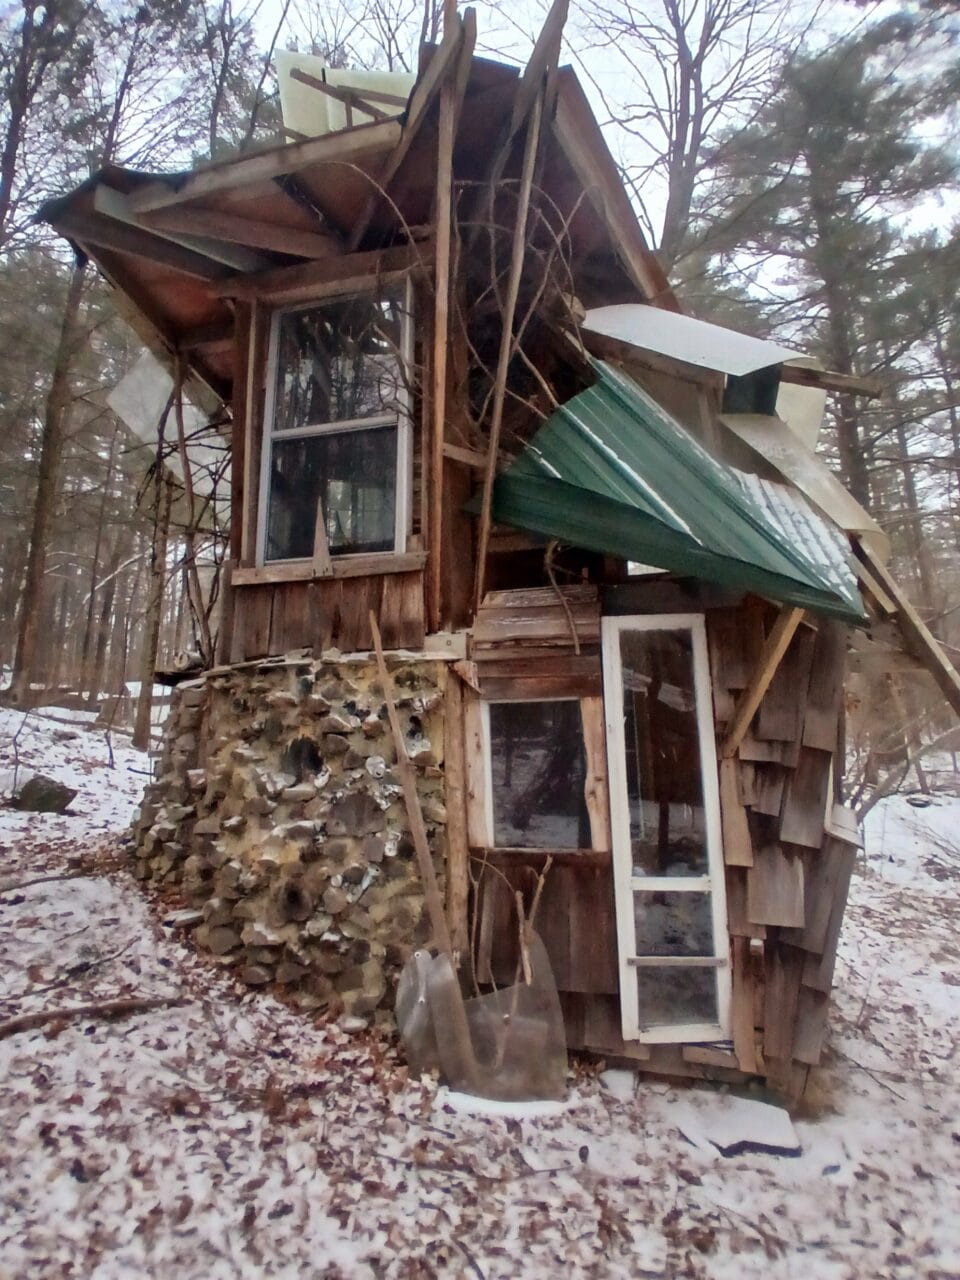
(255, 279, 414, 568)
(480, 695, 594, 852)
(601, 612, 731, 1044)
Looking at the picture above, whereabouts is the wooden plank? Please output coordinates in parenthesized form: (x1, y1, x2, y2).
(240, 299, 267, 564)
(784, 836, 857, 956)
(779, 746, 833, 849)
(471, 847, 611, 868)
(478, 671, 602, 701)
(779, 363, 882, 399)
(231, 584, 274, 660)
(751, 764, 787, 817)
(725, 867, 765, 939)
(762, 943, 804, 1063)
(311, 499, 333, 577)
(143, 205, 337, 260)
(209, 242, 423, 303)
(54, 209, 227, 281)
(730, 936, 758, 1073)
(443, 672, 470, 956)
(269, 582, 313, 653)
(230, 305, 251, 562)
(94, 184, 269, 272)
(289, 67, 392, 120)
(442, 441, 486, 468)
(463, 689, 488, 847)
(682, 1044, 741, 1070)
(721, 606, 805, 759)
(857, 539, 960, 720)
(793, 986, 831, 1065)
(346, 19, 468, 253)
(397, 571, 426, 650)
(802, 620, 847, 751)
(128, 118, 402, 213)
(719, 757, 753, 866)
(580, 696, 611, 852)
(232, 551, 427, 586)
(756, 623, 815, 743)
(746, 844, 805, 928)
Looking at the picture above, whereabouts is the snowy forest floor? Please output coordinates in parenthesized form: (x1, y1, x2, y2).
(0, 709, 958, 1280)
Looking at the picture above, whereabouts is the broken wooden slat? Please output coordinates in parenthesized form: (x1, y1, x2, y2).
(750, 764, 787, 817)
(231, 552, 427, 587)
(721, 606, 805, 758)
(792, 985, 831, 1065)
(443, 672, 470, 957)
(725, 867, 765, 940)
(762, 943, 804, 1062)
(730, 936, 759, 1073)
(785, 835, 858, 957)
(463, 689, 488, 847)
(143, 204, 337, 260)
(779, 746, 833, 849)
(802, 620, 847, 751)
(746, 844, 805, 928)
(756, 623, 815, 743)
(719, 757, 753, 866)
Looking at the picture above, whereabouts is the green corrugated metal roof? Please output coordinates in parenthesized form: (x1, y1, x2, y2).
(490, 360, 865, 622)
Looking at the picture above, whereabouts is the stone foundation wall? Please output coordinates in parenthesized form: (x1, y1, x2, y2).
(131, 653, 449, 1023)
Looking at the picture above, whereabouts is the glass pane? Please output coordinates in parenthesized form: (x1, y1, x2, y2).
(620, 628, 708, 876)
(273, 292, 405, 431)
(488, 701, 590, 849)
(266, 425, 397, 561)
(636, 967, 717, 1028)
(634, 891, 714, 957)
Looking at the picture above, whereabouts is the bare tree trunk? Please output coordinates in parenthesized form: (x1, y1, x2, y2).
(86, 529, 125, 705)
(10, 261, 87, 703)
(133, 475, 173, 751)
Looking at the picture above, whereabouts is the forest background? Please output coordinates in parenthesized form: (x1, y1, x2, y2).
(1, 0, 958, 798)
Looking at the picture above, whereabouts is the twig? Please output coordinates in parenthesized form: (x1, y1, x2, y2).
(0, 869, 94, 896)
(0, 937, 135, 1004)
(0, 995, 188, 1041)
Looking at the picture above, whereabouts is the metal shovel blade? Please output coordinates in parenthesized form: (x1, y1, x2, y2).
(395, 929, 567, 1102)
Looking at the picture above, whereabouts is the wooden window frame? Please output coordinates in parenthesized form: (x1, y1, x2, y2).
(473, 693, 609, 855)
(601, 612, 731, 1044)
(255, 277, 414, 571)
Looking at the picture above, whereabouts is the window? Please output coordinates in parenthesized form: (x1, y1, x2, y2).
(486, 700, 591, 849)
(602, 614, 730, 1043)
(259, 287, 411, 564)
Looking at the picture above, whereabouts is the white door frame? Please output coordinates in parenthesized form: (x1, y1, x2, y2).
(601, 613, 731, 1043)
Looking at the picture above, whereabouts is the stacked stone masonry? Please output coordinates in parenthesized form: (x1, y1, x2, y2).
(131, 654, 449, 1023)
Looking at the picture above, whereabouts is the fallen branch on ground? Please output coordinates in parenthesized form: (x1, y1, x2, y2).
(0, 860, 124, 897)
(0, 995, 188, 1040)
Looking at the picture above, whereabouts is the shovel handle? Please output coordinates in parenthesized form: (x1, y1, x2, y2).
(369, 611, 454, 959)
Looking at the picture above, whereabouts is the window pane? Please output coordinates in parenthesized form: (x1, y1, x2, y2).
(636, 967, 717, 1028)
(266, 425, 397, 561)
(489, 701, 590, 849)
(620, 628, 708, 877)
(273, 292, 405, 431)
(634, 891, 714, 957)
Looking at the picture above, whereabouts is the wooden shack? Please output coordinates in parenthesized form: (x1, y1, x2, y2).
(39, 3, 960, 1102)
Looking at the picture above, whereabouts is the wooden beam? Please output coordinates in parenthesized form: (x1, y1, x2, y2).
(209, 241, 426, 303)
(127, 118, 402, 214)
(444, 672, 471, 956)
(54, 210, 228, 281)
(473, 90, 544, 610)
(142, 205, 338, 261)
(780, 363, 882, 400)
(178, 318, 234, 353)
(289, 68, 392, 121)
(856, 539, 960, 720)
(427, 8, 475, 633)
(442, 440, 486, 468)
(231, 550, 427, 586)
(721, 606, 805, 759)
(345, 17, 467, 253)
(93, 185, 269, 273)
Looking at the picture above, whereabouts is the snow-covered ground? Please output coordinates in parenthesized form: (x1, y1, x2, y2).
(0, 707, 958, 1279)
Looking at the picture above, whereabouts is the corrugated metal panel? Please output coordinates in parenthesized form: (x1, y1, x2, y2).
(582, 305, 800, 376)
(490, 361, 866, 623)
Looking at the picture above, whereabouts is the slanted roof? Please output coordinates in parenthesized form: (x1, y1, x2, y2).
(489, 361, 866, 623)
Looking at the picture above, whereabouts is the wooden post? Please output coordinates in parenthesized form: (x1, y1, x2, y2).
(473, 89, 545, 611)
(443, 671, 470, 955)
(426, 0, 458, 632)
(133, 474, 173, 752)
(721, 606, 805, 759)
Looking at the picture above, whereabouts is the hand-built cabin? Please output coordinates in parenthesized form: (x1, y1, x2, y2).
(39, 4, 960, 1102)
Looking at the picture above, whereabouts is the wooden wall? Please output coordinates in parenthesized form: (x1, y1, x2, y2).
(228, 572, 425, 662)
